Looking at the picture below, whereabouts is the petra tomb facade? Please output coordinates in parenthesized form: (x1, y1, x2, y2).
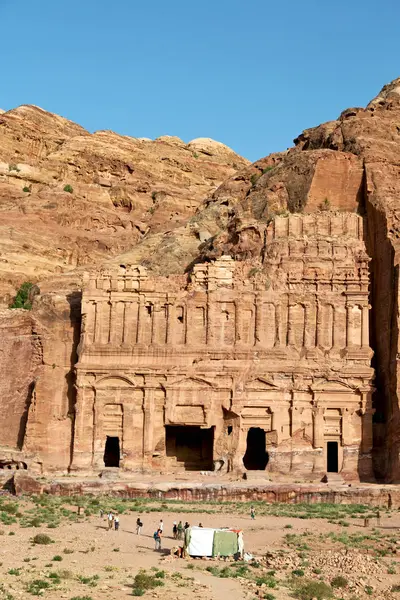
(70, 212, 374, 480)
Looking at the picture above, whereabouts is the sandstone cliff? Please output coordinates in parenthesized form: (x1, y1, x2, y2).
(0, 105, 248, 301)
(2, 79, 400, 482)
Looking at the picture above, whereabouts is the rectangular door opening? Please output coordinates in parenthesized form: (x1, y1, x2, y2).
(104, 436, 120, 467)
(327, 441, 339, 473)
(165, 426, 214, 471)
(243, 427, 269, 470)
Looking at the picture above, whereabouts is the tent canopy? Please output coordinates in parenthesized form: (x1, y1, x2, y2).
(185, 526, 244, 557)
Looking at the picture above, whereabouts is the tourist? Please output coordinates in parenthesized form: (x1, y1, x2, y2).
(173, 521, 178, 539)
(154, 528, 162, 550)
(198, 522, 203, 527)
(107, 512, 114, 530)
(99, 509, 104, 518)
(177, 520, 183, 540)
(250, 506, 255, 520)
(184, 521, 190, 530)
(136, 517, 142, 535)
(114, 515, 120, 531)
(159, 519, 164, 533)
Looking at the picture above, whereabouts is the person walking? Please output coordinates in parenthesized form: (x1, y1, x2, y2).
(159, 519, 164, 533)
(114, 515, 120, 531)
(250, 506, 256, 520)
(177, 520, 183, 540)
(172, 521, 177, 539)
(107, 512, 114, 530)
(154, 528, 162, 551)
(136, 517, 143, 535)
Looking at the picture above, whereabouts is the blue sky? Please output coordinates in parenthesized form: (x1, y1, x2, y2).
(0, 0, 399, 161)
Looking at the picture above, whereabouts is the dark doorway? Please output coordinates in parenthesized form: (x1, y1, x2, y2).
(166, 426, 214, 470)
(243, 427, 269, 470)
(327, 441, 339, 473)
(104, 436, 120, 467)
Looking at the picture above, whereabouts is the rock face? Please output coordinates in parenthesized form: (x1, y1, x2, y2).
(2, 79, 400, 483)
(0, 105, 247, 300)
(70, 241, 374, 480)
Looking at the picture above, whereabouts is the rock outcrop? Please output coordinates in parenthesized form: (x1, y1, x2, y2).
(2, 79, 400, 483)
(0, 105, 247, 300)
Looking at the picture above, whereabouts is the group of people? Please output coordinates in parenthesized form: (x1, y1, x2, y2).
(100, 510, 120, 531)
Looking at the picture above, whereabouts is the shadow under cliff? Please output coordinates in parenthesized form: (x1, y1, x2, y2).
(364, 195, 400, 482)
(66, 291, 82, 470)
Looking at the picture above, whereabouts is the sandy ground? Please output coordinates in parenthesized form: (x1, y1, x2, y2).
(1, 508, 400, 599)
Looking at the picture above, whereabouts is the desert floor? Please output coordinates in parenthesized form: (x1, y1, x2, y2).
(0, 496, 399, 600)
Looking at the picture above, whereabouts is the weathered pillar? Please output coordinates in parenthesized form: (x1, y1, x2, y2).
(109, 301, 117, 344)
(71, 388, 95, 470)
(94, 302, 102, 344)
(341, 407, 353, 446)
(271, 408, 284, 444)
(255, 297, 263, 346)
(304, 303, 315, 348)
(346, 303, 353, 348)
(143, 389, 155, 462)
(362, 304, 369, 348)
(312, 406, 324, 448)
(287, 302, 296, 346)
(274, 302, 282, 347)
(207, 296, 216, 346)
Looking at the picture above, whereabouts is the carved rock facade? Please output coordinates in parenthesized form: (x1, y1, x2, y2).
(73, 212, 374, 480)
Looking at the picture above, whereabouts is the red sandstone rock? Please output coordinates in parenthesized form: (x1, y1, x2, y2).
(2, 79, 400, 484)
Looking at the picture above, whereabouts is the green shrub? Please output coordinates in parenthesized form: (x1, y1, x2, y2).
(26, 579, 50, 595)
(77, 575, 99, 587)
(365, 586, 373, 595)
(9, 164, 20, 172)
(8, 568, 21, 576)
(9, 282, 33, 310)
(318, 197, 331, 211)
(52, 555, 62, 561)
(250, 173, 259, 187)
(63, 184, 73, 193)
(23, 186, 31, 193)
(292, 569, 305, 577)
(32, 533, 53, 545)
(262, 166, 274, 174)
(293, 580, 333, 600)
(391, 584, 400, 592)
(71, 597, 94, 600)
(133, 570, 164, 592)
(132, 590, 145, 597)
(264, 595, 276, 600)
(331, 576, 348, 588)
(256, 575, 277, 588)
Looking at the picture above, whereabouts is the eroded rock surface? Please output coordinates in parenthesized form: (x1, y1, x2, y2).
(2, 79, 400, 483)
(0, 105, 247, 300)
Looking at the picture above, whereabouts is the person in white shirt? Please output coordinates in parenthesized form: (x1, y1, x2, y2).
(159, 519, 163, 533)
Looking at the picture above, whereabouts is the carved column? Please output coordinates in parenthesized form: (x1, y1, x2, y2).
(304, 303, 315, 348)
(255, 297, 263, 346)
(143, 389, 155, 461)
(109, 301, 117, 344)
(362, 304, 369, 348)
(341, 407, 353, 446)
(287, 302, 296, 346)
(271, 408, 284, 444)
(94, 302, 102, 344)
(274, 303, 282, 347)
(207, 296, 216, 346)
(71, 387, 95, 470)
(312, 406, 324, 448)
(346, 303, 353, 348)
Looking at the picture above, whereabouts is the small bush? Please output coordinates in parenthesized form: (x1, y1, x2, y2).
(23, 186, 31, 193)
(63, 184, 73, 193)
(293, 580, 333, 600)
(250, 173, 260, 187)
(331, 576, 348, 589)
(71, 597, 94, 600)
(284, 524, 293, 529)
(318, 197, 331, 211)
(391, 584, 400, 592)
(9, 164, 20, 172)
(63, 548, 74, 554)
(9, 282, 33, 310)
(262, 166, 275, 174)
(52, 555, 63, 562)
(8, 568, 21, 576)
(365, 586, 373, 595)
(32, 533, 53, 545)
(133, 570, 164, 592)
(26, 579, 50, 595)
(132, 590, 145, 597)
(264, 595, 276, 600)
(292, 569, 305, 577)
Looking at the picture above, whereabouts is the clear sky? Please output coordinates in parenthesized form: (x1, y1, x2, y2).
(0, 0, 399, 161)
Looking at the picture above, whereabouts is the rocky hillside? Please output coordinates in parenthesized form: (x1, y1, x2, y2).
(0, 105, 248, 300)
(101, 78, 400, 482)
